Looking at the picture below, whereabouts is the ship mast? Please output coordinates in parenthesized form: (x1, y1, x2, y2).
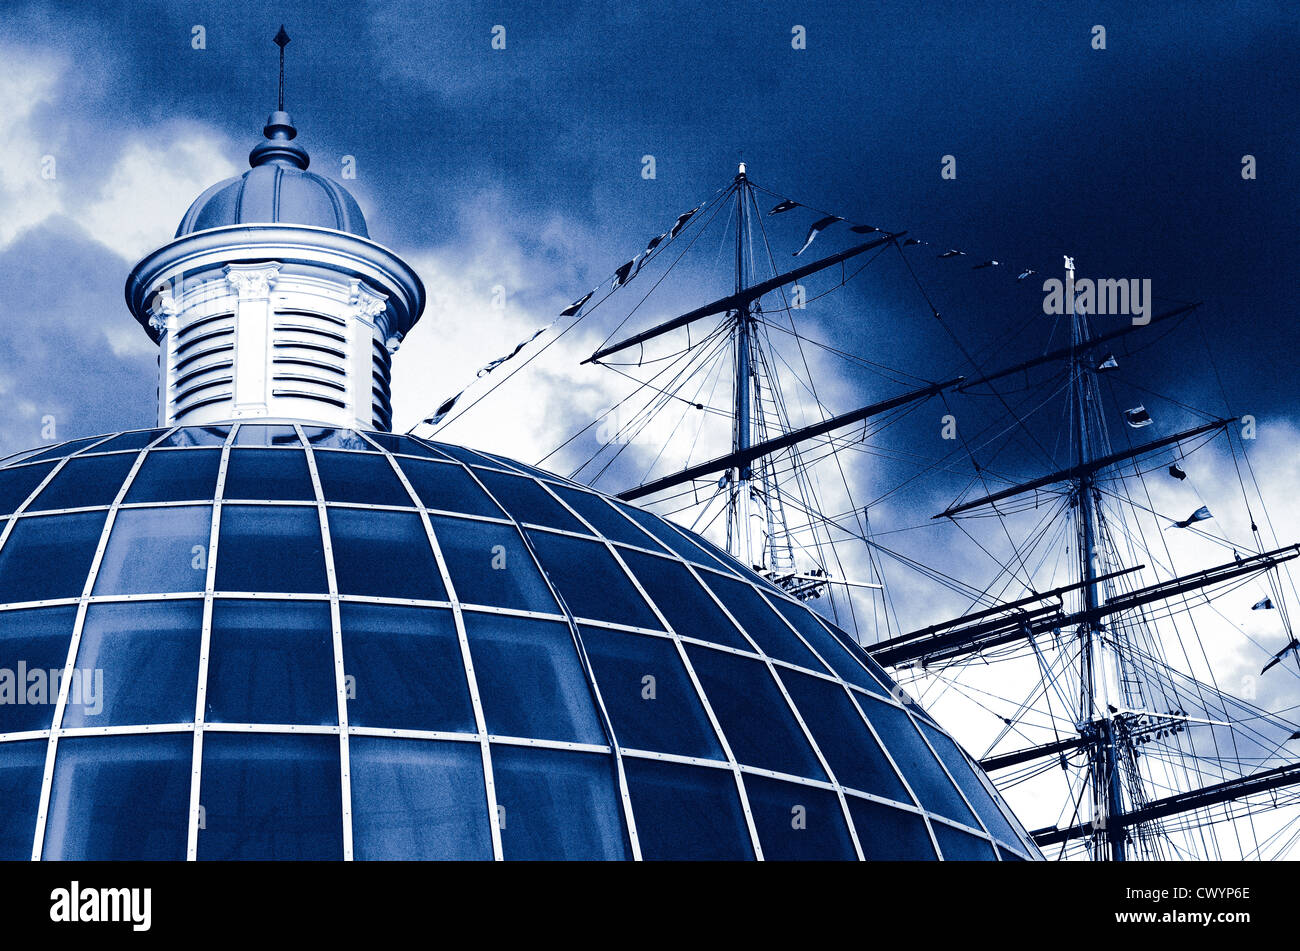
(728, 164, 758, 566)
(1067, 255, 1127, 861)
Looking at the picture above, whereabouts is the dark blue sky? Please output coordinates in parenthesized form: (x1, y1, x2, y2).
(0, 0, 1294, 456)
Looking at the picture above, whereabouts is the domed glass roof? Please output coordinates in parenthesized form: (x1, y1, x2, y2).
(174, 111, 368, 238)
(0, 424, 1040, 861)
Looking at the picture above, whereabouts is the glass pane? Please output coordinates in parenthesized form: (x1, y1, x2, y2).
(430, 515, 556, 612)
(611, 548, 751, 651)
(744, 774, 856, 860)
(920, 723, 1023, 847)
(548, 486, 667, 551)
(0, 511, 108, 603)
(355, 432, 410, 455)
(197, 732, 343, 860)
(685, 645, 826, 780)
(472, 468, 585, 532)
(426, 443, 499, 468)
(0, 739, 44, 859)
(859, 697, 977, 827)
(222, 448, 316, 501)
(156, 426, 229, 448)
(580, 625, 723, 759)
(313, 450, 411, 506)
(525, 531, 658, 628)
(93, 505, 212, 595)
(492, 746, 629, 859)
(0, 461, 55, 515)
(613, 505, 738, 575)
(123, 448, 219, 503)
(340, 603, 474, 732)
(233, 425, 301, 447)
(349, 737, 491, 859)
(400, 436, 454, 460)
(301, 429, 372, 451)
(462, 613, 604, 744)
(767, 594, 887, 694)
(83, 430, 165, 454)
(215, 505, 327, 593)
(702, 573, 826, 670)
(0, 606, 77, 733)
(623, 757, 753, 860)
(778, 669, 911, 803)
(997, 845, 1027, 861)
(22, 435, 112, 463)
(389, 436, 450, 459)
(28, 453, 136, 512)
(0, 448, 46, 466)
(397, 458, 505, 518)
(43, 733, 191, 860)
(207, 601, 336, 725)
(64, 601, 202, 728)
(821, 619, 898, 693)
(476, 450, 559, 480)
(933, 822, 997, 860)
(845, 796, 938, 860)
(328, 508, 446, 601)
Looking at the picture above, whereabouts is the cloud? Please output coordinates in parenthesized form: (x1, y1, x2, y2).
(389, 190, 647, 472)
(81, 127, 238, 262)
(0, 44, 65, 247)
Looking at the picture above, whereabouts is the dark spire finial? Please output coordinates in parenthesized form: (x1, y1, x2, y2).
(274, 25, 290, 111)
(250, 25, 307, 170)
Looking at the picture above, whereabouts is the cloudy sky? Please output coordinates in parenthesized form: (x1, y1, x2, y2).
(1, 0, 1297, 847)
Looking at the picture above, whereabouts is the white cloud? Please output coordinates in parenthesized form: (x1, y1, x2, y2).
(389, 192, 652, 476)
(0, 45, 65, 247)
(81, 128, 237, 262)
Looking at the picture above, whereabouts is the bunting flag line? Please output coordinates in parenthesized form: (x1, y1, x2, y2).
(1261, 637, 1300, 675)
(558, 290, 594, 318)
(1168, 463, 1187, 480)
(669, 207, 698, 239)
(422, 325, 553, 428)
(1168, 504, 1212, 529)
(1097, 354, 1119, 371)
(793, 215, 843, 256)
(1124, 406, 1153, 428)
(1253, 596, 1275, 610)
(416, 192, 720, 434)
(423, 390, 465, 428)
(757, 189, 1102, 297)
(611, 257, 638, 290)
(476, 327, 548, 378)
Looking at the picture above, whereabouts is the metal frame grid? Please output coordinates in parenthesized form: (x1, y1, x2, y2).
(0, 424, 1040, 861)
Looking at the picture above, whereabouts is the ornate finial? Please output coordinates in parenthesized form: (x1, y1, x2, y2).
(249, 25, 309, 169)
(274, 25, 290, 111)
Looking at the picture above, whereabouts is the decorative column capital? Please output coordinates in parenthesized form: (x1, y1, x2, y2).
(225, 262, 281, 299)
(349, 278, 388, 323)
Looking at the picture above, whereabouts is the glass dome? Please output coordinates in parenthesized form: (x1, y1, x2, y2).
(0, 424, 1040, 860)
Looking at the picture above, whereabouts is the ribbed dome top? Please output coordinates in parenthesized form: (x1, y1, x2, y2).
(175, 111, 368, 238)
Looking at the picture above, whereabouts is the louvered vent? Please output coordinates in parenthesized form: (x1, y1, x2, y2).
(272, 309, 351, 412)
(170, 312, 235, 421)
